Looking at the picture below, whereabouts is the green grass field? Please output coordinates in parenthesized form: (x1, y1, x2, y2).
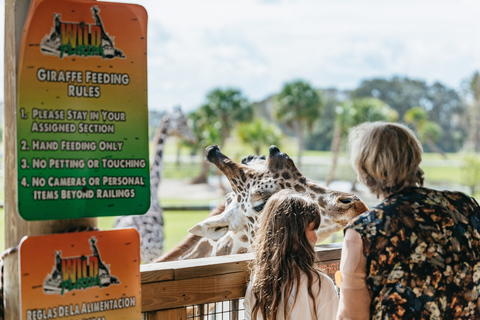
(97, 210, 211, 253)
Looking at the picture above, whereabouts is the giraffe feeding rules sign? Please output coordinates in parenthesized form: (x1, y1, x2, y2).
(16, 0, 150, 220)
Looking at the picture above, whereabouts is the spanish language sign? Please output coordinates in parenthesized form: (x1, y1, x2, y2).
(19, 229, 141, 320)
(16, 0, 150, 220)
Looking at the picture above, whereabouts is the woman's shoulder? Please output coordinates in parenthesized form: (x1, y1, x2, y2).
(347, 187, 479, 229)
(345, 188, 421, 229)
(407, 187, 479, 211)
(345, 203, 387, 229)
(349, 187, 467, 217)
(396, 187, 475, 202)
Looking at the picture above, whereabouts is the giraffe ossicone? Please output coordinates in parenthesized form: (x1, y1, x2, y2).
(156, 144, 368, 262)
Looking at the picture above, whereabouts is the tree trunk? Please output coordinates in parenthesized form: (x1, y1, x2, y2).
(175, 142, 181, 167)
(467, 101, 480, 152)
(4, 2, 96, 318)
(426, 138, 447, 159)
(191, 159, 209, 184)
(326, 124, 343, 186)
(475, 102, 480, 152)
(295, 122, 304, 170)
(216, 169, 228, 195)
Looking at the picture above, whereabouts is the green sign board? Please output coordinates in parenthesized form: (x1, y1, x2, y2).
(16, 0, 150, 220)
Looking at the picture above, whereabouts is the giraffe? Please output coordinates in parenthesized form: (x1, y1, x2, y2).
(155, 145, 368, 262)
(114, 107, 196, 263)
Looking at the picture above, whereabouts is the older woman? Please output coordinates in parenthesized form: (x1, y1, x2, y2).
(336, 122, 480, 320)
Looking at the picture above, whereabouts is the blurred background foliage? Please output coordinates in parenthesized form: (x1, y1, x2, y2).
(144, 71, 480, 198)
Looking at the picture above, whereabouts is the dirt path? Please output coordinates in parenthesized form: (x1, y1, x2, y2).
(159, 178, 229, 201)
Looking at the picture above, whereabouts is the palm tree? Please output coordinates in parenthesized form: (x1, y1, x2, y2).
(325, 98, 398, 186)
(188, 106, 222, 184)
(237, 118, 283, 155)
(203, 88, 253, 146)
(190, 88, 253, 185)
(404, 106, 445, 158)
(275, 80, 323, 169)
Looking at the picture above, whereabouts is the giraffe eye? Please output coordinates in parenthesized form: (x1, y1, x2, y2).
(215, 226, 228, 232)
(253, 202, 265, 212)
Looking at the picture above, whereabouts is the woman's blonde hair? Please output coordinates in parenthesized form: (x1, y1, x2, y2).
(349, 121, 424, 198)
(250, 189, 322, 320)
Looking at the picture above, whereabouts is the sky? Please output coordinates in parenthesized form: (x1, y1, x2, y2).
(2, 0, 480, 112)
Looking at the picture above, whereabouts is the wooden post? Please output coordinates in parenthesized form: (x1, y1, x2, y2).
(3, 1, 97, 318)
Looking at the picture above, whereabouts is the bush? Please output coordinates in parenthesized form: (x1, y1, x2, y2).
(461, 153, 480, 196)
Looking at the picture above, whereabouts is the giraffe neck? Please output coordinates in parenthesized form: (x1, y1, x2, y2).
(149, 115, 170, 205)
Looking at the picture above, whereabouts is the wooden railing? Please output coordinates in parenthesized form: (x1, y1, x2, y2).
(140, 243, 342, 319)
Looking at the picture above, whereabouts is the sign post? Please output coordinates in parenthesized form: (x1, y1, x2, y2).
(5, 1, 148, 318)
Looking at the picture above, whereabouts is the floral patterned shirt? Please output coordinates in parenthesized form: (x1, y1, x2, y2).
(346, 187, 480, 320)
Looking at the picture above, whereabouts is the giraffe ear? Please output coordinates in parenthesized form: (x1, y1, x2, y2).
(188, 218, 229, 240)
(189, 206, 246, 240)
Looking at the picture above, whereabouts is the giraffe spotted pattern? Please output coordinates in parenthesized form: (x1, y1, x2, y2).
(156, 145, 368, 262)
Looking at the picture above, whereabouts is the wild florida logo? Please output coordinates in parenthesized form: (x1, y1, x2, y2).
(43, 237, 119, 295)
(40, 6, 125, 59)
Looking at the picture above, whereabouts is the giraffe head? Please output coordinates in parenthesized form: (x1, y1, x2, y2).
(184, 145, 368, 258)
(154, 106, 196, 144)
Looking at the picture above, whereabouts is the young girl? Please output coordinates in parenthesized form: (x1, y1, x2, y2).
(244, 189, 339, 320)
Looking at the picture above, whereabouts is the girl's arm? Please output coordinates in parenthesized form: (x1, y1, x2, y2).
(287, 272, 338, 320)
(336, 228, 371, 320)
(316, 273, 340, 320)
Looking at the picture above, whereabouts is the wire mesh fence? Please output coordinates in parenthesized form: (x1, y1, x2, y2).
(188, 298, 245, 320)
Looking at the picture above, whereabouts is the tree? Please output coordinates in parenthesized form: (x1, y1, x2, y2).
(202, 88, 253, 147)
(352, 76, 467, 152)
(426, 82, 466, 152)
(460, 72, 480, 197)
(190, 88, 253, 184)
(404, 106, 445, 157)
(188, 106, 222, 184)
(325, 98, 398, 186)
(274, 80, 323, 168)
(305, 88, 344, 151)
(237, 118, 283, 155)
(352, 77, 427, 120)
(464, 71, 480, 152)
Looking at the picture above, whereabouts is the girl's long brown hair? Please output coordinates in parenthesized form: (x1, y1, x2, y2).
(250, 189, 322, 320)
